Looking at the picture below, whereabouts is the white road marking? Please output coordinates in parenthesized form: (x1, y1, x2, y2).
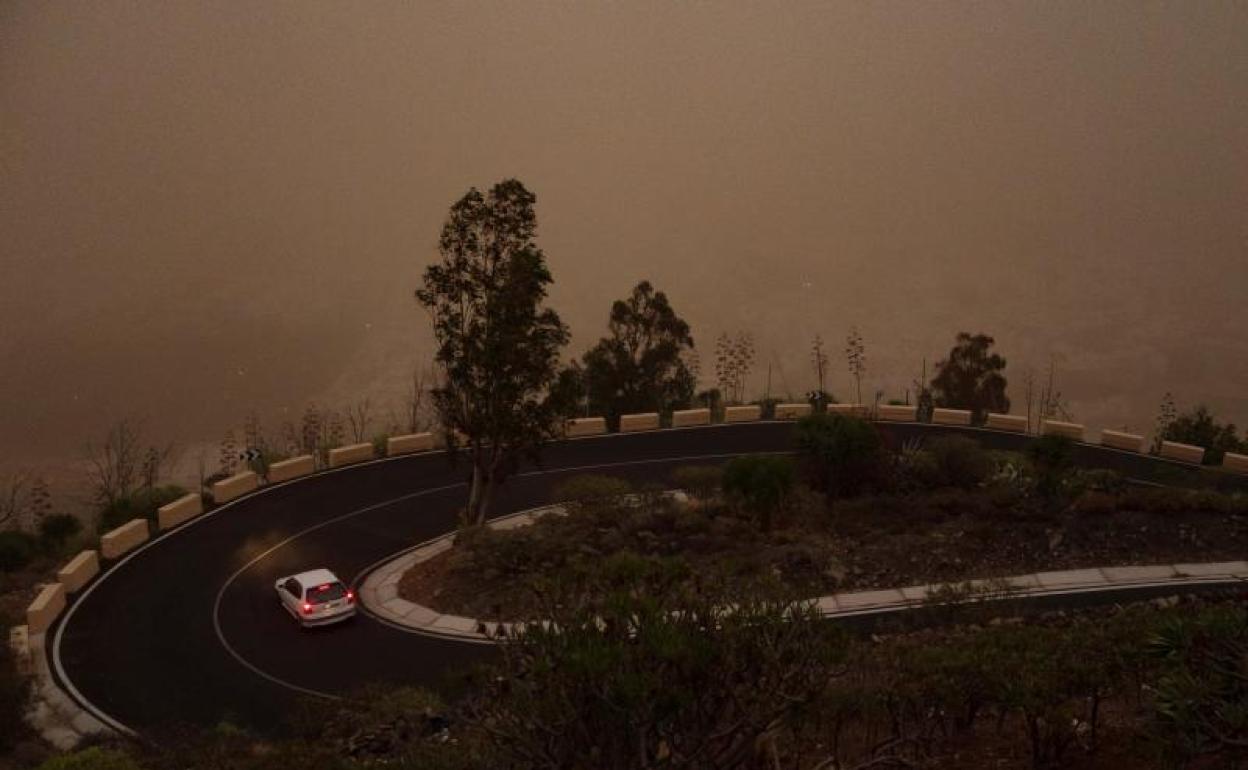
(51, 420, 1219, 735)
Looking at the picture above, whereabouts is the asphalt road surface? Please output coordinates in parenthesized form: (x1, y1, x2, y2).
(50, 421, 1245, 736)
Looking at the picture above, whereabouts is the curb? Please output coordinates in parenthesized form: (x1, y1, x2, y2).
(359, 504, 569, 641)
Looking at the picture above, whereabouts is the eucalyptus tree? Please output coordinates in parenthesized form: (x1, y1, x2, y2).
(930, 332, 1009, 424)
(581, 281, 696, 428)
(416, 179, 570, 526)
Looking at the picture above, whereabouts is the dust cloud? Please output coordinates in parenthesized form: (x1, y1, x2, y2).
(3, 2, 1246, 490)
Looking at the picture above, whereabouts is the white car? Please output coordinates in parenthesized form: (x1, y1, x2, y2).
(275, 569, 356, 627)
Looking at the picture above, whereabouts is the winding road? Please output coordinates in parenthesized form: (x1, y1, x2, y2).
(48, 422, 1245, 736)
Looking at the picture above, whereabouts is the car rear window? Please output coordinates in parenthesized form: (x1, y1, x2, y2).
(307, 582, 347, 604)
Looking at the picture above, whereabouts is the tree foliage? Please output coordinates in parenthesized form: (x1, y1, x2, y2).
(417, 179, 570, 525)
(793, 414, 883, 498)
(930, 332, 1009, 424)
(580, 281, 695, 426)
(1162, 404, 1245, 464)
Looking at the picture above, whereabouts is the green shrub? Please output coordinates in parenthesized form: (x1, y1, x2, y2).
(36, 747, 143, 770)
(889, 447, 941, 493)
(1149, 605, 1248, 762)
(671, 465, 722, 504)
(470, 589, 845, 769)
(753, 398, 781, 420)
(926, 435, 993, 489)
(371, 433, 391, 457)
(1118, 486, 1248, 516)
(1186, 489, 1246, 515)
(1120, 486, 1188, 514)
(722, 455, 795, 532)
(39, 514, 83, 553)
(794, 414, 883, 497)
(1065, 467, 1127, 497)
(97, 485, 187, 533)
(552, 475, 633, 507)
(290, 685, 451, 764)
(0, 530, 38, 572)
(1026, 434, 1074, 500)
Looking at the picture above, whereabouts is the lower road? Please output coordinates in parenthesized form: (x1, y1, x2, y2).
(50, 421, 1244, 736)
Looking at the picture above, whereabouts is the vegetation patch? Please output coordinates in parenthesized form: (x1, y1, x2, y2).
(402, 422, 1248, 622)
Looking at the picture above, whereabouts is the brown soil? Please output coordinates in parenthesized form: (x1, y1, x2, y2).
(399, 487, 1248, 622)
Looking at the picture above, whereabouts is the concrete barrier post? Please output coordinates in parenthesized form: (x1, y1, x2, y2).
(56, 550, 100, 594)
(619, 413, 660, 432)
(268, 455, 316, 482)
(877, 404, 917, 422)
(827, 404, 869, 418)
(723, 405, 762, 423)
(671, 408, 711, 428)
(26, 583, 66, 635)
(211, 470, 259, 504)
(1100, 430, 1145, 453)
(773, 403, 812, 420)
(1041, 420, 1085, 442)
(157, 492, 203, 531)
(564, 418, 607, 438)
(328, 442, 375, 468)
(386, 433, 434, 456)
(985, 413, 1027, 432)
(1160, 440, 1205, 464)
(932, 408, 972, 426)
(1224, 452, 1248, 475)
(100, 518, 150, 560)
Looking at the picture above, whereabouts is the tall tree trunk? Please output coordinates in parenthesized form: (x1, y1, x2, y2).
(476, 468, 495, 525)
(465, 464, 484, 527)
(474, 450, 505, 524)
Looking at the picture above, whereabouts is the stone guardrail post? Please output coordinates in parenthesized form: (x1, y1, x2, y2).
(723, 405, 762, 423)
(268, 454, 316, 481)
(985, 413, 1026, 432)
(564, 418, 607, 437)
(932, 408, 972, 426)
(773, 403, 812, 420)
(211, 471, 259, 504)
(619, 413, 660, 432)
(877, 404, 917, 422)
(1041, 420, 1085, 441)
(1100, 429, 1145, 453)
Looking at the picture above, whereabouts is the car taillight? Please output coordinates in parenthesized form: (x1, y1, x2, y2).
(301, 603, 313, 614)
(346, 590, 355, 603)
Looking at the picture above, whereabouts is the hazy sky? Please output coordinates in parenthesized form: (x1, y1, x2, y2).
(3, 2, 1246, 474)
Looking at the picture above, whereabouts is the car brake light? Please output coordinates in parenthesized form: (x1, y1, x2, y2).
(301, 603, 313, 614)
(346, 590, 355, 603)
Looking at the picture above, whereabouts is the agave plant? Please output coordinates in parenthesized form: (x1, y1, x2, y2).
(1148, 606, 1248, 760)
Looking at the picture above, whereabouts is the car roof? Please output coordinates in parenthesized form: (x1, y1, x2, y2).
(290, 569, 341, 588)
